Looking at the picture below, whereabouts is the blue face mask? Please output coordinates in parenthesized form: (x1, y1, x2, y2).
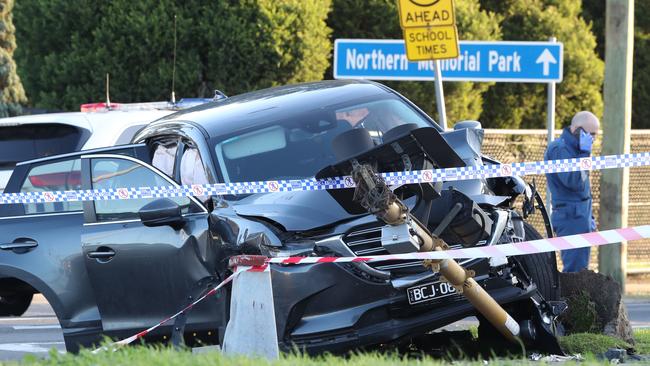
(578, 128, 594, 153)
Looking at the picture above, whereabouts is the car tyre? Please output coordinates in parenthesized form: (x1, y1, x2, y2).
(0, 293, 33, 316)
(477, 222, 560, 343)
(517, 222, 560, 301)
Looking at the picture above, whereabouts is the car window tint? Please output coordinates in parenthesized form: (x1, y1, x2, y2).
(0, 124, 87, 169)
(335, 99, 426, 144)
(20, 159, 82, 214)
(213, 98, 431, 183)
(92, 158, 191, 222)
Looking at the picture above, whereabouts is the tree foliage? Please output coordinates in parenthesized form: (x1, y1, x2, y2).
(479, 0, 604, 129)
(633, 31, 650, 128)
(582, 1, 650, 128)
(13, 0, 332, 111)
(0, 0, 25, 116)
(579, 0, 605, 59)
(13, 0, 608, 128)
(328, 0, 501, 124)
(632, 1, 650, 128)
(329, 0, 602, 129)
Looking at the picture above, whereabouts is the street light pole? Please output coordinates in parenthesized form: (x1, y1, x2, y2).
(433, 59, 447, 130)
(546, 37, 557, 215)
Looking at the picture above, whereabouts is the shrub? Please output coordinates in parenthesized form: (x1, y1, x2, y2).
(479, 0, 604, 129)
(328, 0, 501, 125)
(0, 0, 25, 116)
(13, 0, 332, 110)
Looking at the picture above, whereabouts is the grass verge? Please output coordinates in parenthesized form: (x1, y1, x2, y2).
(8, 329, 650, 366)
(11, 346, 607, 366)
(634, 329, 650, 354)
(11, 347, 498, 366)
(559, 333, 631, 355)
(559, 329, 650, 355)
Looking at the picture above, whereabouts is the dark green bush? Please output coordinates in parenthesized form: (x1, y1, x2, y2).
(633, 32, 650, 128)
(582, 1, 650, 128)
(328, 0, 501, 124)
(329, 0, 602, 129)
(13, 0, 332, 110)
(0, 0, 25, 116)
(479, 0, 604, 129)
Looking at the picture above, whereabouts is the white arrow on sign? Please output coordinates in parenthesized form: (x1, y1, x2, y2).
(536, 48, 557, 76)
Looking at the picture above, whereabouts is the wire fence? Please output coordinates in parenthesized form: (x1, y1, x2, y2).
(483, 129, 650, 273)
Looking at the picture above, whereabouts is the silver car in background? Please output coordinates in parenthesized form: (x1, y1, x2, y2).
(0, 99, 218, 192)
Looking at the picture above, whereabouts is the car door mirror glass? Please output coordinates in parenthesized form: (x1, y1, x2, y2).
(139, 198, 185, 229)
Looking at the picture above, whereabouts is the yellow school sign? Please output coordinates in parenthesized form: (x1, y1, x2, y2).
(397, 0, 455, 27)
(397, 0, 459, 61)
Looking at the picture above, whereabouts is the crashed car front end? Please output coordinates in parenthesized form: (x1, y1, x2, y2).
(209, 196, 555, 354)
(207, 125, 563, 353)
(153, 81, 564, 353)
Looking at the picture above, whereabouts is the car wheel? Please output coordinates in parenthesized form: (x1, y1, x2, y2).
(477, 222, 560, 343)
(0, 293, 33, 316)
(517, 222, 560, 301)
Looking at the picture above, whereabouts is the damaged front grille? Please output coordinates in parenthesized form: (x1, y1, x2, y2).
(343, 224, 468, 275)
(343, 224, 424, 274)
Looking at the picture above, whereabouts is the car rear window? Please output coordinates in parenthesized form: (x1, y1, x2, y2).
(0, 124, 89, 169)
(20, 158, 82, 214)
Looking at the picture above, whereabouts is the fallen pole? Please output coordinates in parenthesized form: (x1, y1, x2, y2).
(350, 162, 520, 342)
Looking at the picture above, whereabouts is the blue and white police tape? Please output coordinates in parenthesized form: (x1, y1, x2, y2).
(2, 152, 649, 205)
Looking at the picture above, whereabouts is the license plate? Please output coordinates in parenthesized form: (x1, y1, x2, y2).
(407, 281, 457, 305)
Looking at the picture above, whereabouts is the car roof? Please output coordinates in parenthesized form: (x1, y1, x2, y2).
(151, 80, 394, 138)
(0, 112, 92, 129)
(0, 109, 175, 150)
(14, 143, 147, 167)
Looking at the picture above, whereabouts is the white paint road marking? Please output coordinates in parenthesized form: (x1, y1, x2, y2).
(12, 325, 61, 330)
(0, 317, 59, 324)
(0, 317, 58, 322)
(0, 342, 65, 353)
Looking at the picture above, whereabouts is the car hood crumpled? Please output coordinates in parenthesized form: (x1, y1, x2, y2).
(230, 190, 360, 231)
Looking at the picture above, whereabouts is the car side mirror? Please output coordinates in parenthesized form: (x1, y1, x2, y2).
(139, 198, 185, 230)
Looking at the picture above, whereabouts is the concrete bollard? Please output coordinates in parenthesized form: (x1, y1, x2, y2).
(222, 256, 279, 359)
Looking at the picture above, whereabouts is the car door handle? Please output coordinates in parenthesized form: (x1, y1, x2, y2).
(0, 239, 38, 250)
(87, 249, 116, 259)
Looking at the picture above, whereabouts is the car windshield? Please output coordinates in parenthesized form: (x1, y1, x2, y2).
(213, 97, 433, 183)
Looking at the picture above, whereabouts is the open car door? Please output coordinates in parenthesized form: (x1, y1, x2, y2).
(80, 153, 224, 342)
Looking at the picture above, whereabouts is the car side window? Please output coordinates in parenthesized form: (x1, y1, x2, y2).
(20, 159, 82, 214)
(91, 158, 193, 222)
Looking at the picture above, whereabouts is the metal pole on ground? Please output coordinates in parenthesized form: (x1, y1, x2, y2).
(433, 59, 447, 130)
(599, 0, 634, 290)
(546, 37, 557, 215)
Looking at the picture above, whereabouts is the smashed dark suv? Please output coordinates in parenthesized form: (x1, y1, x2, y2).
(0, 80, 563, 353)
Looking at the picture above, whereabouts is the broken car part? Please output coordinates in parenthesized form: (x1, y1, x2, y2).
(350, 162, 521, 342)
